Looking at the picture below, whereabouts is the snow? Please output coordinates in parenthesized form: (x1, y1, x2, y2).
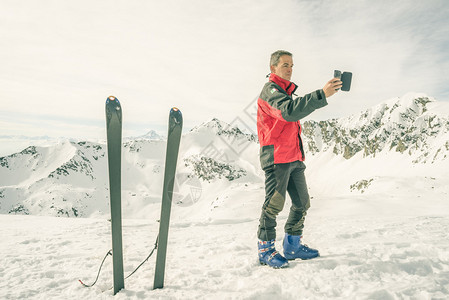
(1, 183, 449, 299)
(1, 175, 449, 299)
(1, 93, 449, 299)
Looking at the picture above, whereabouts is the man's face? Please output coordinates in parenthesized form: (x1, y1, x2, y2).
(271, 55, 293, 81)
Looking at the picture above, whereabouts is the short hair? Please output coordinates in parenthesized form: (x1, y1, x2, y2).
(270, 50, 292, 67)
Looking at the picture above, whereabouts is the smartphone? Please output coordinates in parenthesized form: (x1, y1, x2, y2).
(334, 70, 342, 79)
(334, 70, 342, 91)
(341, 72, 352, 92)
(333, 70, 352, 92)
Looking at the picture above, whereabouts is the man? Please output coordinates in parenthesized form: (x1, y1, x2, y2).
(257, 50, 342, 268)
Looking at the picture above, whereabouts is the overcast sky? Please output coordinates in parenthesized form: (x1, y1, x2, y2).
(1, 0, 448, 141)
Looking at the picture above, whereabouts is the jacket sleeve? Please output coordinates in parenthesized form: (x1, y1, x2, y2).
(261, 83, 328, 122)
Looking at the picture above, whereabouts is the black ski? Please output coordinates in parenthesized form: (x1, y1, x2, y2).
(105, 96, 125, 295)
(153, 107, 183, 289)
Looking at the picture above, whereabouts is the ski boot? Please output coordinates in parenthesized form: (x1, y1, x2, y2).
(258, 240, 289, 268)
(283, 233, 320, 260)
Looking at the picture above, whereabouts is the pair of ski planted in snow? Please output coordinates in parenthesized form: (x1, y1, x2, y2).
(105, 96, 182, 294)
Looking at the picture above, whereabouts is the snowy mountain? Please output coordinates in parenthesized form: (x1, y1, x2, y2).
(302, 93, 449, 163)
(1, 93, 448, 219)
(0, 117, 261, 218)
(126, 130, 164, 141)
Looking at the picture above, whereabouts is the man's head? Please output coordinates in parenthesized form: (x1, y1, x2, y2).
(270, 50, 293, 81)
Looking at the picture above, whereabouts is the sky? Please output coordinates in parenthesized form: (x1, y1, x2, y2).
(1, 0, 448, 142)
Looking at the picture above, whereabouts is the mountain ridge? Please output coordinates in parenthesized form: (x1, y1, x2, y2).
(1, 93, 448, 217)
(302, 93, 449, 162)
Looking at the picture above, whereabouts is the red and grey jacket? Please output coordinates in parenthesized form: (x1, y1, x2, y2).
(257, 73, 328, 170)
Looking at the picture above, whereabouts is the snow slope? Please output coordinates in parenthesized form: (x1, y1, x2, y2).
(1, 93, 449, 299)
(1, 192, 448, 299)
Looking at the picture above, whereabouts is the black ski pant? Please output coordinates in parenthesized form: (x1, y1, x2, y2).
(257, 160, 310, 241)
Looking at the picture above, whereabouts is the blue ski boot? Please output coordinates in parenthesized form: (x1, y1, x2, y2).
(283, 233, 320, 260)
(258, 240, 289, 268)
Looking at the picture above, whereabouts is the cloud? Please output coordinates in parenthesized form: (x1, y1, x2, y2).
(0, 0, 448, 140)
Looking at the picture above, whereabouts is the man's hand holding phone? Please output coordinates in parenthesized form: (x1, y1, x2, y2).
(323, 78, 342, 98)
(323, 69, 353, 98)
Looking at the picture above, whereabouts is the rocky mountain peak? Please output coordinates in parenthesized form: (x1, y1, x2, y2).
(302, 93, 448, 162)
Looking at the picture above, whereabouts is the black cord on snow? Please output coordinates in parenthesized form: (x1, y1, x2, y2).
(79, 249, 112, 287)
(125, 235, 158, 280)
(79, 235, 159, 288)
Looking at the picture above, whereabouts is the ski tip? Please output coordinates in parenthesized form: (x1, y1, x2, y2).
(106, 96, 120, 105)
(169, 107, 183, 126)
(106, 96, 120, 107)
(170, 107, 182, 119)
(170, 107, 182, 116)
